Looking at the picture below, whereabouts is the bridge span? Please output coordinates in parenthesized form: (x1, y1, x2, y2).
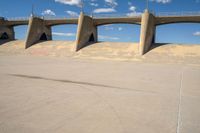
(0, 10, 200, 55)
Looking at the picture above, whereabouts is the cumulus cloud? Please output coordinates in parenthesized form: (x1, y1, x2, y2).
(193, 31, 200, 36)
(126, 5, 141, 17)
(55, 0, 82, 7)
(105, 0, 118, 8)
(126, 12, 142, 17)
(99, 35, 119, 40)
(129, 6, 136, 12)
(65, 10, 79, 17)
(42, 9, 56, 16)
(93, 8, 116, 13)
(150, 0, 172, 4)
(52, 32, 76, 37)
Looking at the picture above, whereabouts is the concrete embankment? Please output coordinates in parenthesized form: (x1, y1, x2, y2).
(0, 40, 200, 65)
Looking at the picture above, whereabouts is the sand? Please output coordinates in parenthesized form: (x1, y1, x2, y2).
(0, 40, 200, 133)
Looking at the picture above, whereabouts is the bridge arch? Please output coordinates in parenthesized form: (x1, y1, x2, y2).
(94, 18, 141, 26)
(14, 25, 28, 40)
(156, 16, 200, 26)
(157, 21, 200, 26)
(51, 24, 78, 41)
(97, 23, 141, 43)
(155, 23, 200, 44)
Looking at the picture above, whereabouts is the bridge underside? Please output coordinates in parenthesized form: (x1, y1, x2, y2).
(156, 16, 200, 25)
(45, 19, 78, 26)
(93, 17, 141, 26)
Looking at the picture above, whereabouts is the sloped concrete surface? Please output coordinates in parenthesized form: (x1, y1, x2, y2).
(0, 55, 200, 133)
(0, 40, 200, 65)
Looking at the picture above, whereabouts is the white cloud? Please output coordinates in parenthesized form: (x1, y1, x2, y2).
(118, 27, 123, 31)
(127, 5, 141, 17)
(99, 35, 119, 40)
(126, 12, 142, 17)
(52, 32, 76, 37)
(93, 8, 116, 13)
(55, 0, 82, 7)
(150, 0, 172, 4)
(42, 9, 56, 16)
(129, 6, 136, 12)
(65, 10, 79, 17)
(105, 0, 118, 7)
(90, 3, 99, 7)
(193, 31, 200, 36)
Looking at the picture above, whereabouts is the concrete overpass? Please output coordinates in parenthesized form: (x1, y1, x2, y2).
(1, 10, 200, 55)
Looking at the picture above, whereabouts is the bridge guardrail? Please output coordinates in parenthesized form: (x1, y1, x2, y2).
(156, 11, 200, 17)
(6, 17, 29, 21)
(92, 13, 142, 18)
(42, 16, 78, 20)
(3, 11, 200, 21)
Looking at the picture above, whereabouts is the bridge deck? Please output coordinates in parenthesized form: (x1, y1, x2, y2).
(1, 14, 200, 26)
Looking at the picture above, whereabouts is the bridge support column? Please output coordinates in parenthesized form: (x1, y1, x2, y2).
(0, 26, 15, 40)
(139, 10, 156, 55)
(25, 16, 52, 48)
(75, 12, 97, 51)
(0, 18, 15, 40)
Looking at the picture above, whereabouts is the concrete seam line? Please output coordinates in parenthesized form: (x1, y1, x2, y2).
(176, 68, 184, 133)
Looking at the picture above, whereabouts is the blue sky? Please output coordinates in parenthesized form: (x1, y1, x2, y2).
(0, 0, 200, 44)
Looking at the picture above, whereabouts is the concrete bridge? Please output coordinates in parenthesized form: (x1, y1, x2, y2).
(0, 10, 200, 55)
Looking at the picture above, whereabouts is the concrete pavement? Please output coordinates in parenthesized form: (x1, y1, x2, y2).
(0, 55, 199, 133)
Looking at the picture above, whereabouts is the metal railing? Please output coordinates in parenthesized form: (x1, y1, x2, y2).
(92, 13, 142, 18)
(3, 11, 200, 21)
(6, 17, 29, 21)
(156, 11, 200, 17)
(5, 14, 78, 21)
(42, 16, 78, 20)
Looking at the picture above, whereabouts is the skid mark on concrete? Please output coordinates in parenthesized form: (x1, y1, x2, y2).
(7, 73, 157, 94)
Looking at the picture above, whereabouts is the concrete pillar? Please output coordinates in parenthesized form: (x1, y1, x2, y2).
(0, 26, 15, 40)
(75, 12, 97, 51)
(0, 17, 15, 40)
(139, 10, 156, 55)
(152, 27, 156, 44)
(25, 16, 52, 48)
